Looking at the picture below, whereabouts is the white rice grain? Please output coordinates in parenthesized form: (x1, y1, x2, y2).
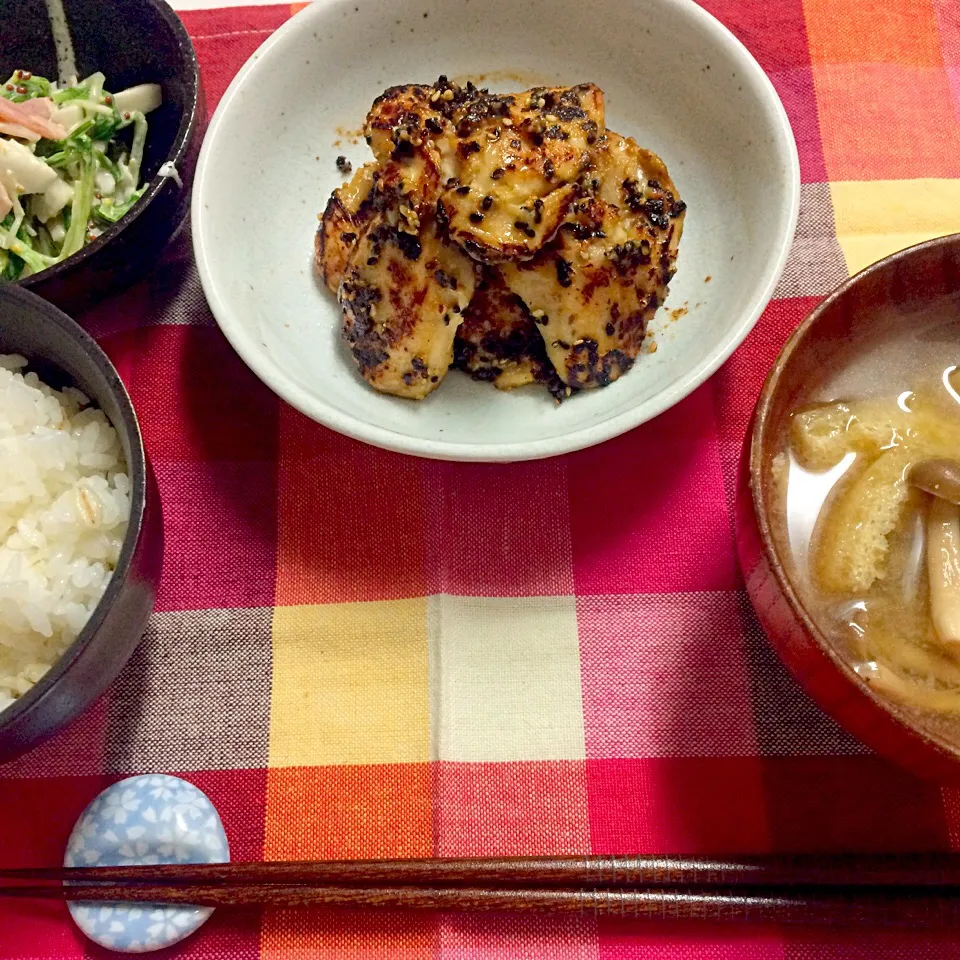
(0, 355, 130, 711)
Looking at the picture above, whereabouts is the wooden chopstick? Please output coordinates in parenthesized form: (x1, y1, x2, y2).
(8, 854, 960, 890)
(4, 881, 960, 926)
(7, 855, 960, 927)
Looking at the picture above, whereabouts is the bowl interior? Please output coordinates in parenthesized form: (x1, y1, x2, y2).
(6, 0, 194, 185)
(0, 287, 147, 728)
(752, 234, 960, 759)
(194, 0, 799, 461)
(7, 0, 200, 307)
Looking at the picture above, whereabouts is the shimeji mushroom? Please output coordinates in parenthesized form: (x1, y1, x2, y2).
(910, 459, 960, 647)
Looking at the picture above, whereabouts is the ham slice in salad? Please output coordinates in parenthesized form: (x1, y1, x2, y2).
(0, 96, 67, 142)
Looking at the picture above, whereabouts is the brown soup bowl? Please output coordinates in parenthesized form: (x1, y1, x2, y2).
(736, 233, 960, 781)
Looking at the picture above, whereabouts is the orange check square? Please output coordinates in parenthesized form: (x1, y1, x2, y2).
(276, 407, 428, 604)
(262, 762, 434, 958)
(803, 0, 945, 67)
(262, 908, 433, 960)
(814, 63, 960, 181)
(264, 763, 432, 861)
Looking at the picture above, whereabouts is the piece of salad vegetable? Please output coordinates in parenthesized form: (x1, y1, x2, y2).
(0, 69, 162, 281)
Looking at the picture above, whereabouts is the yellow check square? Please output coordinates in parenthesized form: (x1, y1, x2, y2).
(269, 599, 429, 767)
(830, 179, 960, 276)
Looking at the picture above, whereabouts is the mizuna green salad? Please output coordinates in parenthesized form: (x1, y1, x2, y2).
(0, 69, 162, 281)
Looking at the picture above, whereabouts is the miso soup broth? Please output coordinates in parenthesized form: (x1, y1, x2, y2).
(771, 302, 960, 730)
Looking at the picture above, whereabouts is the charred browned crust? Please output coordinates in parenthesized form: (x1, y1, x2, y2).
(339, 213, 476, 399)
(317, 76, 684, 401)
(453, 267, 567, 399)
(315, 163, 378, 293)
(499, 131, 685, 390)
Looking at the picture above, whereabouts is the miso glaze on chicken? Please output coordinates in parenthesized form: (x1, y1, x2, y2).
(315, 76, 685, 401)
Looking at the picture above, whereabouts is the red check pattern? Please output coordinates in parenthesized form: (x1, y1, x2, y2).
(4, 1, 960, 956)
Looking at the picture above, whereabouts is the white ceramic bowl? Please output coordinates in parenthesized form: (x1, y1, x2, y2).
(193, 0, 799, 462)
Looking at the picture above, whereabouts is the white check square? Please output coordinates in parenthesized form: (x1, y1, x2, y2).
(428, 594, 585, 762)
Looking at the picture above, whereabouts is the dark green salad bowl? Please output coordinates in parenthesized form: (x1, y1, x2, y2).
(3, 0, 205, 313)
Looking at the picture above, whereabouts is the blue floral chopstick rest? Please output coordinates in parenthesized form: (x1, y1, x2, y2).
(64, 774, 230, 953)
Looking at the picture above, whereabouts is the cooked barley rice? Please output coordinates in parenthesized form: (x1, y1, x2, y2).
(0, 354, 130, 711)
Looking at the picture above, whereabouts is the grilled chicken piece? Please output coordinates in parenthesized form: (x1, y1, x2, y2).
(364, 84, 440, 166)
(363, 84, 449, 217)
(316, 157, 442, 292)
(453, 267, 560, 393)
(364, 79, 605, 264)
(339, 212, 477, 399)
(315, 162, 377, 293)
(436, 83, 605, 263)
(500, 132, 685, 388)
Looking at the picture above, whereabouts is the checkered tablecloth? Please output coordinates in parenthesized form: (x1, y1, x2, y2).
(5, 0, 960, 955)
